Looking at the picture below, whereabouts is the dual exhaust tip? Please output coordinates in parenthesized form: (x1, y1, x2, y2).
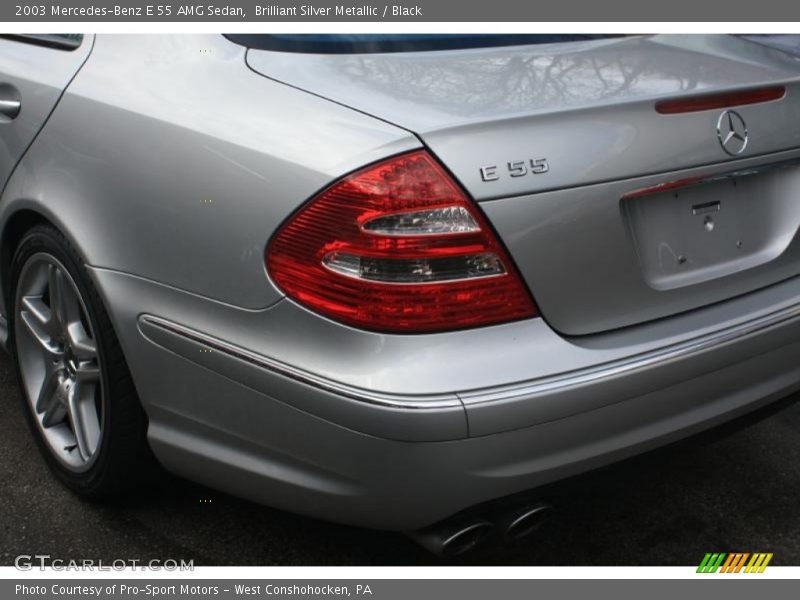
(407, 502, 554, 558)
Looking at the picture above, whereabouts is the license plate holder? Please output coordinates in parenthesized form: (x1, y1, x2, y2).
(622, 166, 800, 290)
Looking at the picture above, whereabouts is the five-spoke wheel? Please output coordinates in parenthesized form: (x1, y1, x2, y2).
(15, 254, 105, 470)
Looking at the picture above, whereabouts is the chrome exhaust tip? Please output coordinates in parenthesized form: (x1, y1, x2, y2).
(500, 503, 554, 542)
(407, 519, 494, 558)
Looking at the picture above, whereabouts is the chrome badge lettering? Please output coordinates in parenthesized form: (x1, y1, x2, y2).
(480, 158, 549, 182)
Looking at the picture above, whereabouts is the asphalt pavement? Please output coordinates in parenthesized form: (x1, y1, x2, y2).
(1, 349, 799, 566)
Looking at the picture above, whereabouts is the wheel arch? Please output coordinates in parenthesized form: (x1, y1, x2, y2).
(0, 205, 94, 325)
(2, 205, 160, 494)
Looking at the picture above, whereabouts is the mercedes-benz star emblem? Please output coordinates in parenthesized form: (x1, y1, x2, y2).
(716, 110, 748, 156)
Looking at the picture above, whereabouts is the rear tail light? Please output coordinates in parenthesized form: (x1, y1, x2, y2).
(266, 150, 537, 333)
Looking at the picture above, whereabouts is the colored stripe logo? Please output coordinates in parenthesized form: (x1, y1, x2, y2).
(697, 553, 773, 573)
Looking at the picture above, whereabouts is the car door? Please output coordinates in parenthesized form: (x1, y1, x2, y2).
(0, 35, 93, 188)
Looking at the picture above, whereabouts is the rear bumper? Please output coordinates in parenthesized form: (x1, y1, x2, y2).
(90, 267, 800, 530)
(143, 335, 800, 531)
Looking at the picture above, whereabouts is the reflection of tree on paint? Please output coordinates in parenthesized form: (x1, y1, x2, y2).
(329, 36, 791, 118)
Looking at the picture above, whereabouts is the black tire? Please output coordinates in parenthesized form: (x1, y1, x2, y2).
(8, 224, 157, 498)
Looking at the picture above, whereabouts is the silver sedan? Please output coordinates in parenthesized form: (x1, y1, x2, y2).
(1, 33, 800, 556)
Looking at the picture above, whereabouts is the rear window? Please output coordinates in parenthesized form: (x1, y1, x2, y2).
(225, 34, 621, 54)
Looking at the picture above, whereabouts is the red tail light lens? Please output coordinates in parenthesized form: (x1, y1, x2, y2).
(266, 150, 537, 333)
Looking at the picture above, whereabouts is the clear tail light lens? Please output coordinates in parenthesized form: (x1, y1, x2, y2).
(266, 150, 537, 333)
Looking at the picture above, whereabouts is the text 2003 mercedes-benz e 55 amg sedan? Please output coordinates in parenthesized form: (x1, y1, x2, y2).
(1, 33, 800, 555)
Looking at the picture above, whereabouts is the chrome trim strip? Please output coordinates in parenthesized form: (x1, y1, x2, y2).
(621, 156, 800, 200)
(141, 299, 800, 411)
(138, 315, 461, 410)
(459, 301, 800, 404)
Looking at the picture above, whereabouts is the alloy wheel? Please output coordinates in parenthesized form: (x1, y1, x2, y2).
(14, 253, 104, 471)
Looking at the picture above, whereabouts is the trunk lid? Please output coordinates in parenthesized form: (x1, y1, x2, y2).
(248, 35, 800, 334)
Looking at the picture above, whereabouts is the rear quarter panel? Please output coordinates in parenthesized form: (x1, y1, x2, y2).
(0, 34, 419, 316)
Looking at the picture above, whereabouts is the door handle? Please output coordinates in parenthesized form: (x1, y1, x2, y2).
(0, 98, 21, 120)
(0, 83, 21, 121)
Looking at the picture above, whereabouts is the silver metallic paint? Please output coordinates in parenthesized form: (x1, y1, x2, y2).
(89, 264, 800, 439)
(142, 310, 800, 530)
(139, 288, 800, 440)
(0, 36, 93, 186)
(90, 269, 800, 529)
(482, 148, 800, 334)
(246, 35, 800, 200)
(0, 34, 420, 316)
(1, 34, 800, 529)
